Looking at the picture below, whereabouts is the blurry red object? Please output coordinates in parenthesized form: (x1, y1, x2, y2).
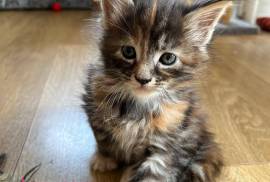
(257, 17, 270, 31)
(52, 2, 62, 11)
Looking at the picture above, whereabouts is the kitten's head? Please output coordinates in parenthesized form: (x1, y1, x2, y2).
(98, 0, 231, 103)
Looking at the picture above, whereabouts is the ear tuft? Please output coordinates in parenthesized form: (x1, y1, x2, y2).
(184, 1, 232, 47)
(101, 0, 134, 26)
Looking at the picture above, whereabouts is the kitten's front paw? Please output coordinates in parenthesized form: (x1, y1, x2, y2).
(91, 153, 118, 172)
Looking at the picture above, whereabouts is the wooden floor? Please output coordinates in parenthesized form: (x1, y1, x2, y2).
(0, 11, 270, 182)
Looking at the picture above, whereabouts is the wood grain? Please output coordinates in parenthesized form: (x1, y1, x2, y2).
(0, 11, 57, 178)
(220, 164, 270, 182)
(0, 11, 269, 182)
(12, 45, 95, 182)
(201, 35, 270, 166)
(0, 11, 93, 181)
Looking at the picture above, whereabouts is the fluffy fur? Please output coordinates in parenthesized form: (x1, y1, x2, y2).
(83, 0, 231, 181)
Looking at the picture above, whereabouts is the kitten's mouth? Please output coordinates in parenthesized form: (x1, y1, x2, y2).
(133, 87, 156, 99)
(135, 85, 155, 91)
(128, 83, 157, 98)
(125, 76, 159, 98)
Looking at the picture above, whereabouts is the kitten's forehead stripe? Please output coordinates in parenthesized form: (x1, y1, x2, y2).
(150, 0, 158, 27)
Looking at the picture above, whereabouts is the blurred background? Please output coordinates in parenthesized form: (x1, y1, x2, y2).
(0, 0, 270, 182)
(1, 0, 270, 33)
(0, 0, 91, 9)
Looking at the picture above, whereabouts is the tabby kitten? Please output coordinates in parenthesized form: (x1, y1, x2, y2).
(83, 0, 231, 181)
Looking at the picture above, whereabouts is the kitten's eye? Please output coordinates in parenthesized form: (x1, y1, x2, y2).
(159, 53, 177, 66)
(121, 46, 136, 60)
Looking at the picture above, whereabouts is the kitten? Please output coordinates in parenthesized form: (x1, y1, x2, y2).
(83, 0, 231, 181)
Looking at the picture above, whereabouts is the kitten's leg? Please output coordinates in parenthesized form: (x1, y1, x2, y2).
(120, 153, 173, 182)
(120, 146, 222, 182)
(179, 145, 223, 182)
(90, 151, 118, 172)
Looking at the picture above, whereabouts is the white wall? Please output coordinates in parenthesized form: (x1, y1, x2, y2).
(0, 0, 6, 8)
(241, 0, 259, 24)
(238, 0, 270, 24)
(257, 0, 270, 17)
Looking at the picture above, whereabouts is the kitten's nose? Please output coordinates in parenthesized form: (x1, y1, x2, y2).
(135, 76, 152, 85)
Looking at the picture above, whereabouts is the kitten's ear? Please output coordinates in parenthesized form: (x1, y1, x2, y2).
(101, 0, 134, 24)
(183, 1, 232, 46)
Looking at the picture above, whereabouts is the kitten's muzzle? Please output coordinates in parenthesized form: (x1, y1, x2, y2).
(134, 63, 153, 85)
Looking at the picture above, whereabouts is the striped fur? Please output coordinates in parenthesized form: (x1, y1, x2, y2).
(83, 0, 231, 181)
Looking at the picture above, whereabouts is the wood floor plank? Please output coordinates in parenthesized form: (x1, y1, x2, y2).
(12, 45, 95, 182)
(0, 16, 57, 178)
(0, 11, 92, 181)
(219, 164, 270, 182)
(200, 35, 270, 165)
(214, 35, 270, 83)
